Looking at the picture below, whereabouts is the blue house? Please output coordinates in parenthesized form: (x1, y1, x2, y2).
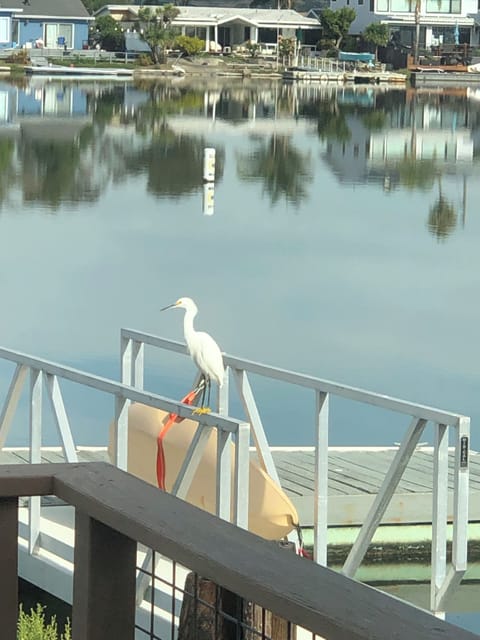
(0, 0, 92, 50)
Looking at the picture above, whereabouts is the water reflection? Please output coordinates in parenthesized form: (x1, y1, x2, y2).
(0, 78, 478, 239)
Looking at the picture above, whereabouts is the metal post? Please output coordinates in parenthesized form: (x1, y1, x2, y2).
(120, 335, 132, 386)
(29, 369, 42, 554)
(234, 422, 250, 529)
(430, 423, 448, 612)
(73, 511, 136, 640)
(114, 396, 130, 471)
(45, 374, 78, 462)
(216, 429, 232, 521)
(435, 416, 470, 610)
(314, 392, 329, 565)
(132, 340, 144, 390)
(0, 364, 28, 448)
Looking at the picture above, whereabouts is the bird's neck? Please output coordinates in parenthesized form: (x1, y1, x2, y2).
(183, 308, 197, 345)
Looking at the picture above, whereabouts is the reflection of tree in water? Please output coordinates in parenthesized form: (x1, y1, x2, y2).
(427, 177, 457, 241)
(299, 97, 351, 142)
(236, 135, 313, 207)
(111, 84, 224, 198)
(18, 130, 101, 209)
(125, 128, 225, 198)
(0, 139, 15, 204)
(397, 158, 437, 191)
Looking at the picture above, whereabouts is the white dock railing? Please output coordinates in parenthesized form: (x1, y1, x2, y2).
(0, 345, 250, 572)
(121, 328, 471, 614)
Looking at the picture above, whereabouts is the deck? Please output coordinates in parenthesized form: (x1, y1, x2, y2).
(3, 444, 479, 527)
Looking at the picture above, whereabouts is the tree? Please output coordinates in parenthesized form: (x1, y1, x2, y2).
(236, 135, 313, 207)
(138, 5, 180, 64)
(175, 35, 204, 57)
(427, 176, 457, 241)
(92, 15, 125, 51)
(320, 8, 356, 51)
(362, 22, 389, 59)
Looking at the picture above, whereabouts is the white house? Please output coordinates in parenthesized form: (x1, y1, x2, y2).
(94, 5, 321, 53)
(330, 0, 479, 47)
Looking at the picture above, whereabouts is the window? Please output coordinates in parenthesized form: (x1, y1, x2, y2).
(426, 0, 460, 11)
(390, 0, 415, 10)
(44, 23, 73, 48)
(359, 0, 364, 5)
(377, 0, 389, 10)
(0, 16, 10, 43)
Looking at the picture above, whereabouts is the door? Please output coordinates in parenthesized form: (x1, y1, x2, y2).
(45, 23, 58, 48)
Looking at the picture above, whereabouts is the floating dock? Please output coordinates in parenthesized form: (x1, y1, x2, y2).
(3, 444, 479, 556)
(24, 65, 134, 78)
(283, 69, 406, 84)
(411, 71, 480, 87)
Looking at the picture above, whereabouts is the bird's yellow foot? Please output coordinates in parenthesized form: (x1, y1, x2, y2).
(192, 407, 212, 415)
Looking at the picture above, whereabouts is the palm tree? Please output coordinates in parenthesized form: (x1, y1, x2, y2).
(427, 175, 457, 240)
(236, 135, 313, 207)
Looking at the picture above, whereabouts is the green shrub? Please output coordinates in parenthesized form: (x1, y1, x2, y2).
(17, 604, 71, 640)
(175, 35, 205, 56)
(245, 40, 259, 57)
(137, 53, 154, 66)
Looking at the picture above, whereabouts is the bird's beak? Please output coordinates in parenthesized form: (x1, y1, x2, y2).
(160, 302, 176, 312)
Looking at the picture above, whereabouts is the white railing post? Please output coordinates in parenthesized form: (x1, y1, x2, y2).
(45, 373, 78, 463)
(132, 340, 144, 390)
(314, 391, 329, 565)
(0, 363, 28, 448)
(234, 421, 250, 529)
(430, 423, 448, 612)
(120, 335, 132, 386)
(216, 429, 232, 521)
(29, 368, 42, 554)
(114, 396, 130, 471)
(435, 416, 470, 610)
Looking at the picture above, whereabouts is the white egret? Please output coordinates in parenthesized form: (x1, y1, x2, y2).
(161, 297, 224, 413)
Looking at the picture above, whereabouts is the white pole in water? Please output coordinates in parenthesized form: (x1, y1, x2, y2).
(203, 147, 216, 182)
(202, 182, 215, 217)
(203, 148, 216, 216)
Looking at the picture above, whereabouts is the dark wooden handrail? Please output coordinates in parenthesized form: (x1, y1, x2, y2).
(0, 463, 478, 640)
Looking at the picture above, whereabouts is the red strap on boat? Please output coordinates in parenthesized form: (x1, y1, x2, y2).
(156, 389, 198, 490)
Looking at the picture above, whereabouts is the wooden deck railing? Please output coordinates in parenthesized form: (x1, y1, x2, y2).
(0, 462, 478, 640)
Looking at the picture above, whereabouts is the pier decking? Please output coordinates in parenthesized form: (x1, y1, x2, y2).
(3, 444, 478, 528)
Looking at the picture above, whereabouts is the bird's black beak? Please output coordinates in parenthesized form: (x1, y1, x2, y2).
(160, 303, 176, 312)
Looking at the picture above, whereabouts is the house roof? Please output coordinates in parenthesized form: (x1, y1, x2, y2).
(5, 0, 91, 20)
(96, 5, 320, 28)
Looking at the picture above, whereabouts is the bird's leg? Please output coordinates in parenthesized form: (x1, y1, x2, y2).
(207, 378, 212, 408)
(192, 373, 210, 414)
(193, 376, 212, 415)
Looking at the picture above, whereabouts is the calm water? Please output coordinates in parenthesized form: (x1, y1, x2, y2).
(1, 76, 480, 629)
(1, 77, 480, 449)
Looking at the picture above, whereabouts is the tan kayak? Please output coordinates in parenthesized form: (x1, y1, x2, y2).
(108, 402, 299, 540)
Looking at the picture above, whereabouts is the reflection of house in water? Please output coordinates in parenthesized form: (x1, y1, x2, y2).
(0, 80, 88, 122)
(322, 91, 480, 190)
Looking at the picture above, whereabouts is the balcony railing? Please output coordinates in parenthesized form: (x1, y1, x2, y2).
(0, 462, 478, 640)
